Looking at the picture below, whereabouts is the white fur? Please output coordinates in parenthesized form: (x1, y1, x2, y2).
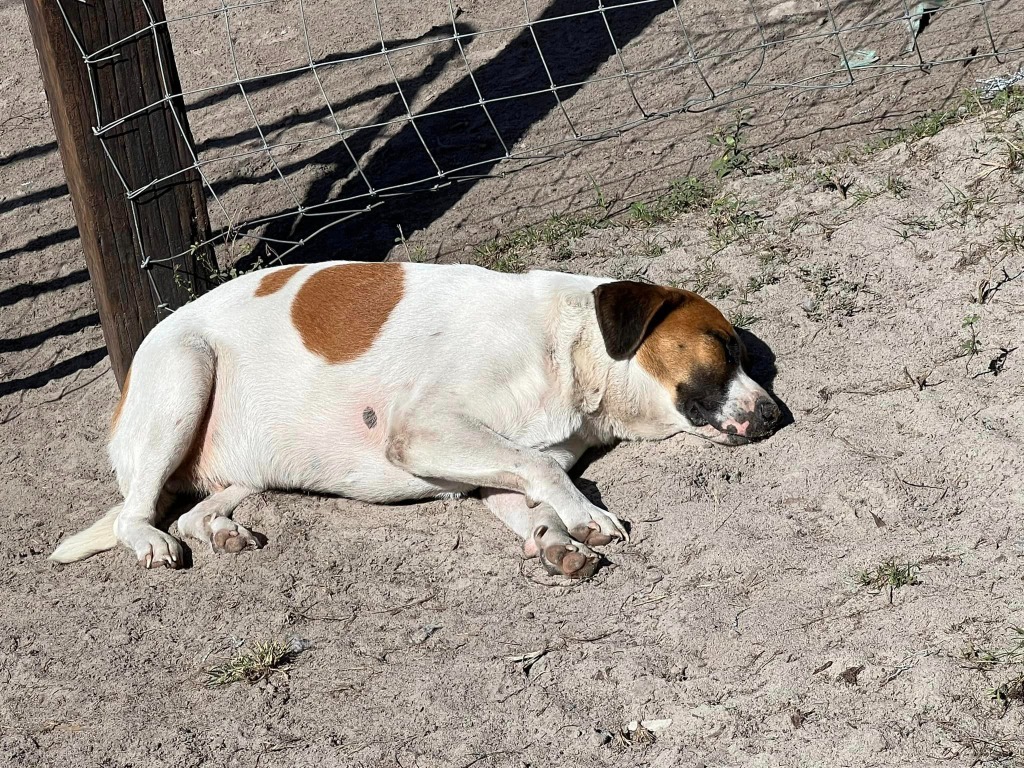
(51, 262, 771, 570)
(50, 505, 121, 563)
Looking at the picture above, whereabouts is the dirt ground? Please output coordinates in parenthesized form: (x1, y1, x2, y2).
(2, 1, 1024, 767)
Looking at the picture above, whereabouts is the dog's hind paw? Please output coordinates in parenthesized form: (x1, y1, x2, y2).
(209, 517, 261, 554)
(131, 529, 183, 569)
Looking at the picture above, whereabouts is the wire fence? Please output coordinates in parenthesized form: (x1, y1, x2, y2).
(54, 0, 1024, 310)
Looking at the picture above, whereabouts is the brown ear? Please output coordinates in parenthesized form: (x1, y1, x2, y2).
(592, 281, 680, 360)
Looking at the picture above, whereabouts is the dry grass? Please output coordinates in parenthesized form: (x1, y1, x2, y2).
(204, 639, 295, 687)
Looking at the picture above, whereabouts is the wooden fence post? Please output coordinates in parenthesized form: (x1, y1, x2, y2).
(24, 0, 216, 388)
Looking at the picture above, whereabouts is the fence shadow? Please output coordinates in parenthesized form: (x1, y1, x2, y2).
(0, 346, 107, 398)
(240, 0, 674, 269)
(0, 268, 89, 308)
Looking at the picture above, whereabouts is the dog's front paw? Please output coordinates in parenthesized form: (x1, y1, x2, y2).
(525, 524, 601, 579)
(580, 506, 629, 543)
(570, 520, 619, 547)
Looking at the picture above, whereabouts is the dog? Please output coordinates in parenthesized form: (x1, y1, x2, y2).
(51, 262, 781, 577)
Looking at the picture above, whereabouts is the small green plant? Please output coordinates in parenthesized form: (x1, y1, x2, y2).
(996, 224, 1024, 251)
(658, 177, 712, 215)
(959, 314, 983, 364)
(757, 154, 798, 174)
(709, 117, 752, 178)
(395, 225, 432, 263)
(538, 211, 607, 244)
(745, 268, 777, 295)
(976, 135, 1024, 181)
(850, 185, 882, 207)
(628, 177, 713, 228)
(866, 97, 973, 153)
(787, 212, 810, 233)
(886, 226, 913, 244)
(962, 627, 1024, 708)
(204, 639, 294, 688)
(884, 173, 910, 197)
(730, 310, 760, 328)
(863, 89, 1024, 156)
(639, 234, 665, 260)
(858, 560, 920, 603)
(988, 87, 1024, 117)
(707, 195, 761, 247)
(940, 184, 992, 224)
(473, 209, 607, 271)
(475, 241, 527, 273)
(814, 169, 852, 198)
(629, 201, 657, 226)
(885, 215, 938, 242)
(689, 255, 728, 297)
(173, 243, 266, 301)
(744, 246, 787, 296)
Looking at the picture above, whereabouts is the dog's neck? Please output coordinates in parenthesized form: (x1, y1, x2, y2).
(555, 287, 683, 444)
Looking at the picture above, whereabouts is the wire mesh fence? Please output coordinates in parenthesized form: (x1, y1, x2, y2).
(51, 0, 1024, 310)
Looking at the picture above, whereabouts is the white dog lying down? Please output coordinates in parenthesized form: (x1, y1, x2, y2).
(51, 262, 780, 578)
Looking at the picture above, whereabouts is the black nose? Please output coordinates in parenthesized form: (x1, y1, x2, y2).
(756, 398, 780, 428)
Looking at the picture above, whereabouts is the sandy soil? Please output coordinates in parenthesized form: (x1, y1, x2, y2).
(2, 1, 1024, 767)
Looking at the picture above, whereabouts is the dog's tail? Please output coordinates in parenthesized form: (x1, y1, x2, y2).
(50, 505, 121, 563)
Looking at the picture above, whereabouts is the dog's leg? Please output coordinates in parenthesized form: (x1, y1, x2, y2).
(481, 490, 601, 578)
(110, 337, 214, 569)
(386, 416, 626, 541)
(176, 486, 260, 554)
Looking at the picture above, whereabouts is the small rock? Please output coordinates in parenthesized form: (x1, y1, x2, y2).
(408, 625, 441, 646)
(590, 728, 613, 747)
(838, 665, 865, 685)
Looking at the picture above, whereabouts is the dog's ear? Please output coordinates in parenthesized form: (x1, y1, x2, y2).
(592, 281, 681, 360)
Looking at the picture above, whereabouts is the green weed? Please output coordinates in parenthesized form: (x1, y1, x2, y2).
(857, 560, 920, 603)
(708, 195, 761, 247)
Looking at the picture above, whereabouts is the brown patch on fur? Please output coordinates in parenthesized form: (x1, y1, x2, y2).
(291, 263, 404, 364)
(110, 368, 132, 434)
(255, 265, 305, 297)
(636, 290, 735, 389)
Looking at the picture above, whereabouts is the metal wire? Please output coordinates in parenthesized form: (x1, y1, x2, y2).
(49, 0, 1024, 312)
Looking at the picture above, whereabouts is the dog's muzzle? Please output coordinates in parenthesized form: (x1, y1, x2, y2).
(692, 373, 782, 444)
(738, 395, 782, 440)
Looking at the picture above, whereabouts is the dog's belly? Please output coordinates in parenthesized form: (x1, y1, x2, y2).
(278, 437, 474, 503)
(295, 455, 472, 503)
(196, 375, 472, 503)
(208, 423, 472, 502)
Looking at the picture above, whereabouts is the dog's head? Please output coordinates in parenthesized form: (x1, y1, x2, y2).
(593, 281, 781, 445)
